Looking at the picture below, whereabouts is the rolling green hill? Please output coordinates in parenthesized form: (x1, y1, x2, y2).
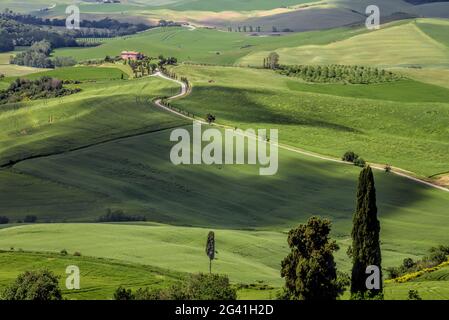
(0, 251, 184, 300)
(0, 74, 183, 167)
(53, 25, 369, 65)
(238, 20, 449, 68)
(170, 65, 449, 177)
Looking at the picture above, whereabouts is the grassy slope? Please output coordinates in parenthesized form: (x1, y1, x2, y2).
(238, 20, 449, 68)
(53, 25, 368, 65)
(9, 66, 129, 81)
(384, 265, 449, 300)
(0, 219, 447, 290)
(170, 65, 449, 177)
(0, 224, 287, 286)
(1, 123, 448, 273)
(153, 0, 315, 11)
(0, 251, 183, 300)
(0, 75, 184, 167)
(0, 52, 48, 78)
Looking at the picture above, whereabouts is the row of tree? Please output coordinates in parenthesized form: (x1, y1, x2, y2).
(226, 26, 293, 33)
(279, 64, 401, 84)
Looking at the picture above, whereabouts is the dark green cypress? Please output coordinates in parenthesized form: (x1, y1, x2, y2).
(350, 166, 382, 298)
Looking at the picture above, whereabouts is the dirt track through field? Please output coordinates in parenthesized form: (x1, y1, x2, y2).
(153, 72, 449, 193)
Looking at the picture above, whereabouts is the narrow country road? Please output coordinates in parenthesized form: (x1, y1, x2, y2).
(153, 72, 449, 193)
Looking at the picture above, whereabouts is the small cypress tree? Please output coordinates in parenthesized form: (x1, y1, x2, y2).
(350, 166, 382, 298)
(205, 231, 215, 274)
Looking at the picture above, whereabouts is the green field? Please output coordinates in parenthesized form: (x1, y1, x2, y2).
(53, 25, 369, 65)
(0, 52, 48, 78)
(238, 20, 449, 68)
(0, 75, 183, 167)
(12, 66, 129, 82)
(0, 251, 184, 300)
(170, 65, 449, 177)
(1, 2, 449, 300)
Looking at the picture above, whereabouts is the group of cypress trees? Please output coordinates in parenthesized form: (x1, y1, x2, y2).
(281, 165, 382, 300)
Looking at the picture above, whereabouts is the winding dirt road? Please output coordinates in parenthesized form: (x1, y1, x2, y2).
(153, 72, 449, 193)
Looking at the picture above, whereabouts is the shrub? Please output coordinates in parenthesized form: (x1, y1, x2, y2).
(73, 251, 81, 256)
(114, 286, 134, 300)
(1, 270, 62, 300)
(23, 215, 37, 223)
(0, 216, 9, 224)
(114, 273, 237, 300)
(53, 56, 77, 67)
(353, 157, 366, 167)
(408, 290, 422, 300)
(97, 209, 146, 222)
(60, 249, 68, 256)
(342, 151, 359, 162)
(206, 113, 216, 124)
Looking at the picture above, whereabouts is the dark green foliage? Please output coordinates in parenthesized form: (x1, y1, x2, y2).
(0, 15, 77, 50)
(342, 151, 359, 162)
(97, 209, 146, 222)
(0, 76, 81, 105)
(0, 12, 150, 45)
(206, 113, 216, 124)
(23, 215, 37, 223)
(408, 290, 422, 300)
(10, 40, 54, 68)
(206, 231, 215, 273)
(280, 216, 345, 300)
(0, 30, 14, 52)
(1, 270, 62, 300)
(279, 65, 401, 84)
(0, 216, 9, 224)
(60, 249, 68, 256)
(353, 158, 366, 168)
(351, 166, 382, 298)
(114, 286, 134, 300)
(114, 273, 237, 300)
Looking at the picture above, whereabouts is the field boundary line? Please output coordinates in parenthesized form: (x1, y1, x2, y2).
(153, 73, 449, 193)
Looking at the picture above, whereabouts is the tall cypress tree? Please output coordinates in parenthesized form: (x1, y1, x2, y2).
(350, 166, 382, 298)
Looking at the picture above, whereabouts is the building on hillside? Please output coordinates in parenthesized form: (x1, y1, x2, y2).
(121, 51, 144, 61)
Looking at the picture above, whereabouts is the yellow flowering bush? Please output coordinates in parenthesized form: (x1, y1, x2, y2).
(385, 259, 449, 284)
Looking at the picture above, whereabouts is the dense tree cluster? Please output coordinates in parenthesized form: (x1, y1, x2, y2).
(97, 209, 146, 222)
(279, 65, 401, 84)
(0, 76, 81, 105)
(1, 11, 151, 40)
(114, 273, 237, 300)
(1, 270, 62, 300)
(10, 40, 54, 68)
(0, 16, 77, 51)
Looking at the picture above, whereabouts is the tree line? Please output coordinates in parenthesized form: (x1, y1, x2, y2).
(278, 64, 401, 84)
(0, 76, 80, 105)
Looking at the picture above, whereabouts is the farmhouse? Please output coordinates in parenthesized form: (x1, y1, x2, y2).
(120, 51, 144, 60)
